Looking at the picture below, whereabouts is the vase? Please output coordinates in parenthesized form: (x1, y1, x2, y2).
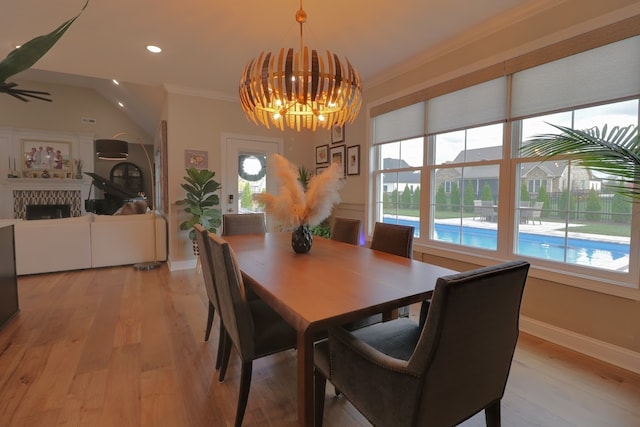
(291, 225, 312, 254)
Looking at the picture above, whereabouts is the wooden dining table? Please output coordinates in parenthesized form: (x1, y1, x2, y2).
(224, 232, 457, 427)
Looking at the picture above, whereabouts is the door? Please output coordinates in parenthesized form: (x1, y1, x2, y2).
(222, 135, 282, 229)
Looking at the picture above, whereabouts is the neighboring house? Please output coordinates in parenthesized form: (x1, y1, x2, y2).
(434, 146, 597, 198)
(382, 158, 421, 192)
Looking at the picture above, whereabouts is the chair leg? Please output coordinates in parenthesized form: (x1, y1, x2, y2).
(215, 326, 227, 370)
(485, 400, 501, 427)
(218, 330, 232, 382)
(314, 369, 327, 427)
(204, 301, 215, 341)
(235, 361, 253, 427)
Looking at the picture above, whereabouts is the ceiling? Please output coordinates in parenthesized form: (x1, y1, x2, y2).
(2, 0, 535, 134)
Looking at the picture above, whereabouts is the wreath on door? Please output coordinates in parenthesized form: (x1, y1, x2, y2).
(238, 154, 267, 181)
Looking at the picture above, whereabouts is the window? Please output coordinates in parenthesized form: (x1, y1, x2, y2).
(369, 34, 640, 289)
(372, 137, 423, 237)
(515, 100, 637, 273)
(527, 179, 547, 194)
(430, 123, 504, 250)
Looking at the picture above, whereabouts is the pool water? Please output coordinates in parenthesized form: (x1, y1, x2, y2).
(386, 218, 630, 271)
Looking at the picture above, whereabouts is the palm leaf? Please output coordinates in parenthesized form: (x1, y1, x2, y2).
(0, 0, 89, 100)
(521, 123, 640, 199)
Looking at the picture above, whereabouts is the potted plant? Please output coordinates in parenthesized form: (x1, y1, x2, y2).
(254, 154, 342, 253)
(177, 167, 222, 254)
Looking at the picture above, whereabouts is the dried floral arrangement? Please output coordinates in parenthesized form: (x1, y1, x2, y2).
(254, 154, 343, 229)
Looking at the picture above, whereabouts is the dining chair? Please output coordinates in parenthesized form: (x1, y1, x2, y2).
(206, 231, 297, 427)
(369, 222, 414, 318)
(330, 217, 361, 245)
(222, 213, 266, 236)
(194, 224, 226, 370)
(370, 222, 414, 258)
(314, 260, 530, 427)
(530, 201, 544, 225)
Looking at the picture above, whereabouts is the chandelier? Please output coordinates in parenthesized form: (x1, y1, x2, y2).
(239, 1, 362, 131)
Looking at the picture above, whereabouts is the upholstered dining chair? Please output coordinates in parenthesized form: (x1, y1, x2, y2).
(330, 217, 361, 245)
(194, 224, 226, 370)
(370, 222, 414, 258)
(206, 231, 297, 427)
(314, 260, 530, 427)
(222, 213, 266, 236)
(370, 222, 414, 318)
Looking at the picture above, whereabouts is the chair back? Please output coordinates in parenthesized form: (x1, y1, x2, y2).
(410, 260, 530, 426)
(206, 232, 256, 359)
(222, 213, 266, 236)
(531, 202, 544, 221)
(370, 222, 413, 258)
(331, 217, 361, 245)
(194, 224, 219, 311)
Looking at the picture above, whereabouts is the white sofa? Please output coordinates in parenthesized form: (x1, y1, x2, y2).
(90, 213, 167, 268)
(2, 213, 167, 275)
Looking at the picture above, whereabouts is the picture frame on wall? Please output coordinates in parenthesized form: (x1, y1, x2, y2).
(331, 124, 345, 143)
(329, 144, 346, 176)
(347, 145, 360, 176)
(316, 144, 329, 164)
(185, 149, 208, 169)
(22, 139, 72, 172)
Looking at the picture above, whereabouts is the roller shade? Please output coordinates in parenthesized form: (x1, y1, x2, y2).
(511, 36, 640, 118)
(427, 77, 507, 134)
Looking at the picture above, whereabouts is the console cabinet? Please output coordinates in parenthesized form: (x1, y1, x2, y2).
(0, 225, 18, 329)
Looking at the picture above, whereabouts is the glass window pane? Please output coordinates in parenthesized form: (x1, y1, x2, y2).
(400, 137, 424, 167)
(434, 124, 504, 164)
(515, 160, 631, 272)
(431, 166, 498, 250)
(574, 99, 638, 129)
(434, 130, 465, 164)
(465, 123, 504, 157)
(380, 142, 400, 168)
(381, 172, 420, 237)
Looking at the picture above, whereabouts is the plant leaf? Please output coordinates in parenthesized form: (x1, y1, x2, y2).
(0, 0, 90, 83)
(521, 123, 640, 200)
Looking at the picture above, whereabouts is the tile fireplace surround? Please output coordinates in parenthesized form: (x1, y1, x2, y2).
(13, 189, 82, 219)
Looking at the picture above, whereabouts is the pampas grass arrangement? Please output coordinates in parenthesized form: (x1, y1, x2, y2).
(254, 154, 343, 229)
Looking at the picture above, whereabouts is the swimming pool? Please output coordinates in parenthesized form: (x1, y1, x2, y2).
(385, 218, 630, 271)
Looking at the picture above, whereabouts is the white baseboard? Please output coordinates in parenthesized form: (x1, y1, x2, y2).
(167, 258, 196, 271)
(520, 316, 640, 375)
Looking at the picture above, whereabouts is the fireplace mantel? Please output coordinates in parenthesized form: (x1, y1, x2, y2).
(2, 178, 88, 191)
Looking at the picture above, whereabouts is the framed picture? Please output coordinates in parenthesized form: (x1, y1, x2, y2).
(347, 145, 360, 176)
(22, 139, 72, 172)
(316, 166, 328, 175)
(331, 124, 345, 143)
(329, 144, 346, 176)
(316, 144, 329, 164)
(185, 149, 208, 169)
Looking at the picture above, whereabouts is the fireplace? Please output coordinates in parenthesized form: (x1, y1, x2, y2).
(25, 204, 71, 220)
(13, 190, 82, 219)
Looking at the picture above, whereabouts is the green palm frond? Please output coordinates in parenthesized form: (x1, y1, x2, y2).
(521, 123, 640, 200)
(0, 0, 89, 101)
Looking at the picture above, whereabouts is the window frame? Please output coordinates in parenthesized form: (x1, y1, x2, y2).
(368, 30, 640, 299)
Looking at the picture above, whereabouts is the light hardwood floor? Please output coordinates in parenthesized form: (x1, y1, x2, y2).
(1, 265, 639, 426)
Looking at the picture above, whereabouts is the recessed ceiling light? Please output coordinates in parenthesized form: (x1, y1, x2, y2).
(112, 79, 120, 85)
(146, 45, 162, 53)
(118, 101, 124, 108)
